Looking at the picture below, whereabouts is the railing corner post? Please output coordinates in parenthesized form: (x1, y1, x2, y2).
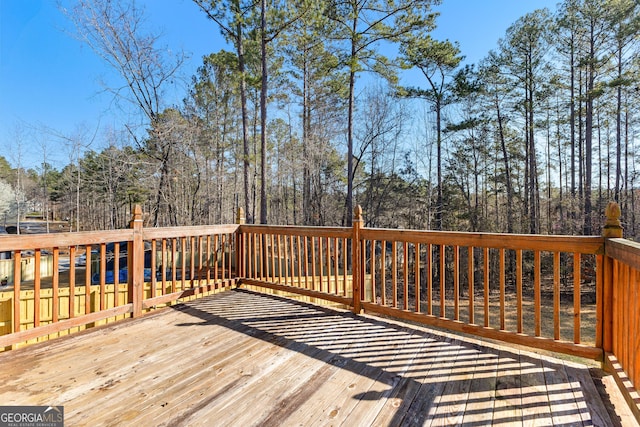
(128, 205, 144, 318)
(601, 201, 622, 354)
(352, 205, 364, 314)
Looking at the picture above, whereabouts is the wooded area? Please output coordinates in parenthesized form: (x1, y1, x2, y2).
(4, 0, 640, 239)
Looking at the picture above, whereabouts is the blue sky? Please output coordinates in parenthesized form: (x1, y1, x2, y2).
(0, 0, 558, 170)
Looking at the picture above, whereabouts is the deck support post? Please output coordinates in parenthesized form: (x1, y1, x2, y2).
(602, 201, 622, 353)
(352, 206, 363, 314)
(129, 205, 144, 318)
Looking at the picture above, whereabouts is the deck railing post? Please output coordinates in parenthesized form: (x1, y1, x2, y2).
(602, 201, 623, 353)
(129, 205, 144, 317)
(352, 206, 364, 314)
(236, 207, 246, 280)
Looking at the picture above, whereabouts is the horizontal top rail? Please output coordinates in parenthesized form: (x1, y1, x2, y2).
(604, 237, 640, 267)
(239, 224, 352, 239)
(360, 227, 605, 253)
(0, 229, 135, 251)
(143, 224, 239, 240)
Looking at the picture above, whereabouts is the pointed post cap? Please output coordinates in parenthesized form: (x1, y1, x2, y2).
(354, 205, 363, 223)
(603, 201, 623, 238)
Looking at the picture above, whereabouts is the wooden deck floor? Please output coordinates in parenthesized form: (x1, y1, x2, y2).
(1, 289, 637, 426)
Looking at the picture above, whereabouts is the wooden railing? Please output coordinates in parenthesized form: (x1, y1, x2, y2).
(599, 202, 640, 416)
(0, 206, 239, 349)
(239, 206, 604, 360)
(1, 202, 640, 417)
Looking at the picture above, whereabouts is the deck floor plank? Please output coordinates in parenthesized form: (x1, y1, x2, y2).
(0, 289, 636, 427)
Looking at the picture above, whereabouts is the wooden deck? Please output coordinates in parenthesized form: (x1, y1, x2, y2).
(1, 289, 637, 427)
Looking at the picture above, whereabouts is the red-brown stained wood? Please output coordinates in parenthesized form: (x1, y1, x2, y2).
(534, 250, 541, 337)
(311, 236, 316, 291)
(468, 246, 474, 325)
(370, 240, 376, 303)
(171, 238, 177, 287)
(574, 252, 581, 344)
(453, 245, 459, 321)
(500, 248, 505, 330)
(85, 244, 91, 315)
(415, 243, 420, 313)
(69, 246, 75, 320)
(403, 241, 409, 310)
(554, 251, 561, 341)
(426, 243, 432, 315)
(34, 249, 41, 327)
(392, 241, 397, 309)
(483, 247, 489, 328)
(52, 248, 59, 323)
(439, 244, 445, 318)
(13, 251, 22, 333)
(205, 235, 211, 284)
(516, 249, 523, 333)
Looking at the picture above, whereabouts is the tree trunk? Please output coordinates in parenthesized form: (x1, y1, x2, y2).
(259, 0, 268, 224)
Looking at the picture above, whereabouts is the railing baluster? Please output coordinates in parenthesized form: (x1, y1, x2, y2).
(370, 240, 376, 302)
(325, 237, 330, 293)
(454, 245, 459, 321)
(516, 249, 523, 334)
(291, 235, 296, 288)
(468, 246, 474, 325)
(426, 243, 432, 315)
(573, 253, 581, 344)
(304, 236, 309, 289)
(499, 248, 505, 331)
(270, 234, 276, 283)
(380, 240, 386, 306)
(554, 251, 560, 340)
(181, 237, 187, 289)
(52, 247, 59, 324)
(415, 243, 420, 313)
(403, 241, 409, 310)
(311, 237, 316, 291)
(213, 235, 219, 283)
(114, 242, 120, 290)
(277, 235, 283, 284)
(13, 250, 21, 333)
(99, 243, 106, 311)
(622, 263, 629, 369)
(34, 249, 41, 328)
(287, 235, 293, 285)
(171, 238, 177, 291)
(69, 246, 76, 320)
(151, 239, 157, 297)
(343, 237, 348, 296)
(392, 241, 397, 309)
(318, 237, 323, 292)
(440, 244, 445, 318)
(484, 247, 489, 328)
(227, 232, 233, 280)
(299, 236, 304, 290)
(221, 234, 227, 282)
(195, 235, 200, 287)
(534, 250, 541, 337)
(85, 244, 92, 315)
(333, 238, 339, 295)
(206, 235, 211, 286)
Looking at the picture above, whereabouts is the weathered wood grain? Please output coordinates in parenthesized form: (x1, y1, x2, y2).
(0, 289, 635, 427)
